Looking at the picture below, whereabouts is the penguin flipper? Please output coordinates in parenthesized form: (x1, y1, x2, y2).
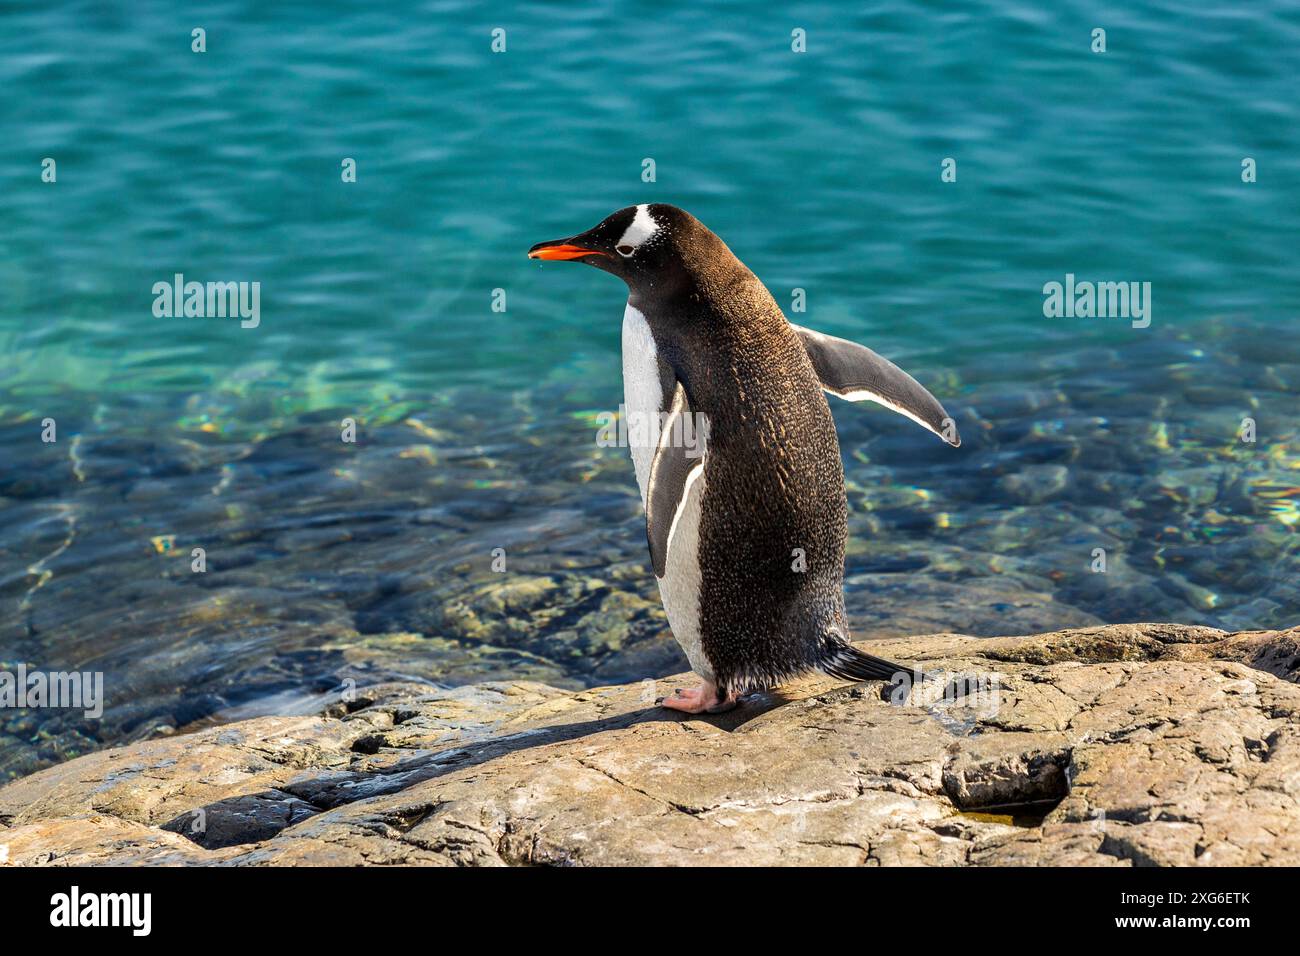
(646, 383, 706, 578)
(792, 324, 961, 447)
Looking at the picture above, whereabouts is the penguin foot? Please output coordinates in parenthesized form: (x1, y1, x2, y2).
(661, 681, 737, 714)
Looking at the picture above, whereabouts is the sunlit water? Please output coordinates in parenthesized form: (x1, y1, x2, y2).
(2, 0, 1298, 777)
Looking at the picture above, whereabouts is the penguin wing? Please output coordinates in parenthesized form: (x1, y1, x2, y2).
(646, 382, 706, 578)
(792, 324, 961, 447)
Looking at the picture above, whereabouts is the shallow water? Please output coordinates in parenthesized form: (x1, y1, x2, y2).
(2, 1, 1298, 778)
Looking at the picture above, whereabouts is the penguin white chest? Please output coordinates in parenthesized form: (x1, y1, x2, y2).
(621, 304, 661, 502)
(621, 304, 712, 680)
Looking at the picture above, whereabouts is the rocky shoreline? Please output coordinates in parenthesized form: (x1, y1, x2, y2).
(9, 321, 1300, 782)
(1, 622, 1297, 866)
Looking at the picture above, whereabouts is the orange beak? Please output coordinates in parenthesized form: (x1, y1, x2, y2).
(527, 243, 610, 261)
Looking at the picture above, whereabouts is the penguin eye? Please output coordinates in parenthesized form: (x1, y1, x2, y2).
(615, 244, 635, 257)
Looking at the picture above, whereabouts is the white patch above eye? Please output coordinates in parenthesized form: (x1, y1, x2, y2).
(616, 204, 658, 254)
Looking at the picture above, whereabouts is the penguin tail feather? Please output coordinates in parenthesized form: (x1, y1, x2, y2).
(821, 644, 931, 686)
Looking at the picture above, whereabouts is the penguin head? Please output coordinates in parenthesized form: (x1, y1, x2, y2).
(528, 203, 706, 293)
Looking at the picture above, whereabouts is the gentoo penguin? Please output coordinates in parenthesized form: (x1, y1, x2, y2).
(528, 204, 960, 713)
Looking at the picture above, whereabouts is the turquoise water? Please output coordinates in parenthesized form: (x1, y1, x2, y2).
(2, 1, 1298, 777)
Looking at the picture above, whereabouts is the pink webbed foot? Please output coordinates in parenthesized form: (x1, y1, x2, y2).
(660, 681, 739, 714)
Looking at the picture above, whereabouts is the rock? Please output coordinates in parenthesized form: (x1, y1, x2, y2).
(161, 792, 319, 849)
(997, 465, 1071, 504)
(842, 573, 1104, 637)
(1, 623, 1298, 866)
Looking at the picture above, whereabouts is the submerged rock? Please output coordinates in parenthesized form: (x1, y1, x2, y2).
(1, 622, 1297, 867)
(6, 330, 1300, 778)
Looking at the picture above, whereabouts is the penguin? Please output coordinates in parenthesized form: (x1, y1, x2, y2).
(528, 203, 960, 713)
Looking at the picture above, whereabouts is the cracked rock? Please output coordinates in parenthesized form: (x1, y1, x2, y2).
(0, 623, 1297, 866)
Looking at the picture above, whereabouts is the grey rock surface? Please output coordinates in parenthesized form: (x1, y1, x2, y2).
(2, 623, 1297, 866)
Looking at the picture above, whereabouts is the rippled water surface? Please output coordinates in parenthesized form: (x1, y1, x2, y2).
(2, 1, 1298, 777)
